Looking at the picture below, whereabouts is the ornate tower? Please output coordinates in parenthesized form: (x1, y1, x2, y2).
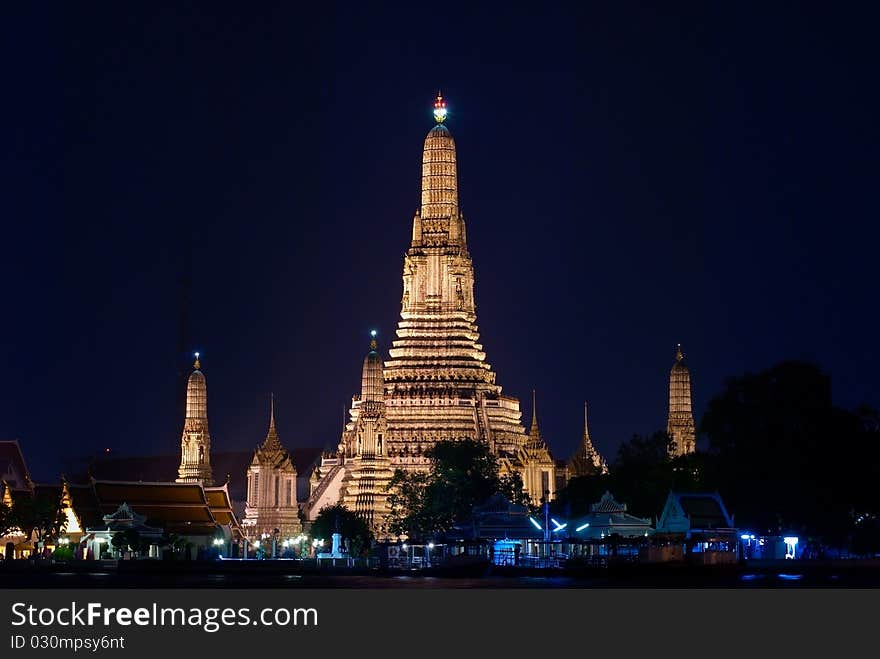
(176, 353, 213, 484)
(568, 402, 608, 477)
(667, 344, 696, 457)
(383, 93, 536, 469)
(519, 390, 556, 502)
(340, 332, 395, 534)
(243, 396, 301, 540)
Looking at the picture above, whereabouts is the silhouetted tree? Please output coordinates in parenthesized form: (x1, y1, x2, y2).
(385, 438, 530, 539)
(700, 360, 879, 543)
(310, 503, 373, 557)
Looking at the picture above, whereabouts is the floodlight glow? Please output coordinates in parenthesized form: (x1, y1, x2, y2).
(529, 517, 542, 530)
(552, 523, 567, 532)
(253, 540, 260, 547)
(783, 537, 799, 545)
(195, 352, 200, 358)
(741, 534, 751, 540)
(576, 523, 590, 532)
(402, 543, 407, 550)
(433, 92, 447, 123)
(428, 542, 434, 549)
(370, 330, 377, 337)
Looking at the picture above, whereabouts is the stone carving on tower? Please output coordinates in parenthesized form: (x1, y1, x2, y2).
(667, 344, 696, 457)
(568, 402, 609, 477)
(518, 390, 557, 502)
(243, 396, 302, 539)
(338, 332, 395, 534)
(176, 353, 213, 485)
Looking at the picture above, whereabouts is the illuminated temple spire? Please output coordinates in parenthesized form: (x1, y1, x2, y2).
(340, 331, 393, 533)
(375, 93, 550, 505)
(261, 393, 283, 452)
(528, 389, 544, 445)
(244, 394, 301, 539)
(176, 352, 213, 484)
(568, 402, 608, 476)
(667, 344, 696, 457)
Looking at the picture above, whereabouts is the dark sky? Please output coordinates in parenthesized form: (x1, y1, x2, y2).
(3, 3, 878, 481)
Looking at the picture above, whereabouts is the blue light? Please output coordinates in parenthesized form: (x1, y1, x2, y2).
(552, 519, 567, 532)
(741, 534, 751, 540)
(529, 517, 542, 530)
(783, 536, 798, 545)
(576, 523, 590, 532)
(370, 330, 377, 337)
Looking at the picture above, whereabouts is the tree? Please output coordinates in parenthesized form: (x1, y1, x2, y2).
(111, 528, 141, 556)
(384, 438, 530, 540)
(0, 499, 14, 539)
(310, 503, 373, 558)
(11, 496, 66, 552)
(700, 360, 879, 542)
(555, 431, 709, 520)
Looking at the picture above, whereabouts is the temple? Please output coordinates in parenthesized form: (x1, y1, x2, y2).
(304, 94, 556, 532)
(176, 353, 213, 484)
(384, 94, 541, 474)
(567, 402, 608, 477)
(338, 332, 395, 530)
(666, 344, 696, 456)
(243, 396, 302, 539)
(517, 391, 556, 502)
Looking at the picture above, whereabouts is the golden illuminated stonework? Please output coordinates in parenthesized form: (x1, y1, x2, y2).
(243, 396, 302, 539)
(303, 96, 556, 530)
(176, 354, 213, 485)
(338, 333, 395, 533)
(667, 344, 696, 456)
(384, 97, 551, 499)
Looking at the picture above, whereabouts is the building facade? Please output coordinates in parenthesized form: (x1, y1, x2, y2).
(243, 397, 302, 540)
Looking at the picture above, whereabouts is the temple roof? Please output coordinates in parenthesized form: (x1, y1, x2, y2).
(0, 440, 31, 489)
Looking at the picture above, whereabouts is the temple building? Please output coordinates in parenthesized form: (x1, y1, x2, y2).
(517, 391, 556, 503)
(177, 353, 213, 484)
(243, 396, 302, 539)
(303, 94, 555, 529)
(338, 332, 395, 531)
(666, 344, 696, 457)
(567, 402, 608, 477)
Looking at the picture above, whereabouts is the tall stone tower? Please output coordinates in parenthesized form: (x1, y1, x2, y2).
(243, 396, 301, 540)
(339, 331, 395, 533)
(666, 344, 696, 457)
(568, 402, 608, 477)
(176, 353, 213, 484)
(382, 93, 542, 495)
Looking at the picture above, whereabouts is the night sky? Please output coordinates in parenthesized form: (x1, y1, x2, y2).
(4, 3, 878, 481)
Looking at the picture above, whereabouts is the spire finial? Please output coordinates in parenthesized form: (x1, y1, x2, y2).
(369, 329, 378, 351)
(584, 401, 589, 437)
(193, 351, 201, 370)
(676, 343, 683, 362)
(531, 388, 538, 429)
(433, 91, 447, 124)
(269, 392, 276, 431)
